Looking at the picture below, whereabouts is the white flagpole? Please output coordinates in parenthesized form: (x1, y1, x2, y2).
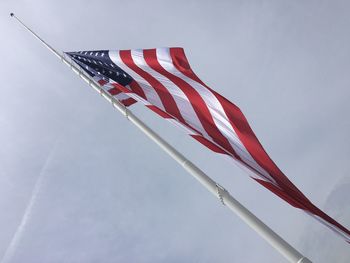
(10, 13, 312, 263)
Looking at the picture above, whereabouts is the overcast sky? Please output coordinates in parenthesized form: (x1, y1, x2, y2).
(0, 0, 350, 262)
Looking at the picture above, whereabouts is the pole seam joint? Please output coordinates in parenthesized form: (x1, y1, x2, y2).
(216, 183, 227, 206)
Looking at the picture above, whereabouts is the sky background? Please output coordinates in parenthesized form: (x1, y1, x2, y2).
(0, 0, 350, 262)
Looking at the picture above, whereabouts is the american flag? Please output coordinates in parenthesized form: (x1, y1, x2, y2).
(66, 47, 350, 243)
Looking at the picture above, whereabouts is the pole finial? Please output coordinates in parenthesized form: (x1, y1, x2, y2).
(10, 13, 14, 17)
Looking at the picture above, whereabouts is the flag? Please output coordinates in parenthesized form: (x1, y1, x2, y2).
(68, 51, 137, 107)
(65, 48, 350, 243)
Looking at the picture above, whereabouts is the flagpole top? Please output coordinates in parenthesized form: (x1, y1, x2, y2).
(10, 13, 14, 17)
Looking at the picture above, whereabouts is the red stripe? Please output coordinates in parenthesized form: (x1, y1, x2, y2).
(129, 80, 147, 100)
(107, 85, 136, 106)
(131, 81, 205, 137)
(108, 81, 145, 102)
(306, 202, 350, 237)
(170, 48, 307, 193)
(98, 79, 107, 86)
(111, 83, 130, 94)
(107, 87, 122, 96)
(170, 48, 302, 190)
(143, 49, 241, 160)
(121, 98, 137, 107)
(190, 135, 226, 154)
(256, 178, 350, 237)
(146, 105, 172, 118)
(170, 47, 350, 239)
(119, 50, 187, 126)
(216, 95, 302, 189)
(253, 178, 304, 209)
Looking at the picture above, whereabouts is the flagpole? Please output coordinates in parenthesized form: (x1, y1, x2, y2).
(10, 13, 311, 263)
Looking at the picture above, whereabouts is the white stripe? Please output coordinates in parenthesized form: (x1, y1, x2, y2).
(114, 92, 131, 101)
(156, 48, 274, 183)
(108, 50, 166, 112)
(129, 50, 265, 179)
(124, 85, 152, 106)
(131, 49, 210, 138)
(108, 48, 273, 183)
